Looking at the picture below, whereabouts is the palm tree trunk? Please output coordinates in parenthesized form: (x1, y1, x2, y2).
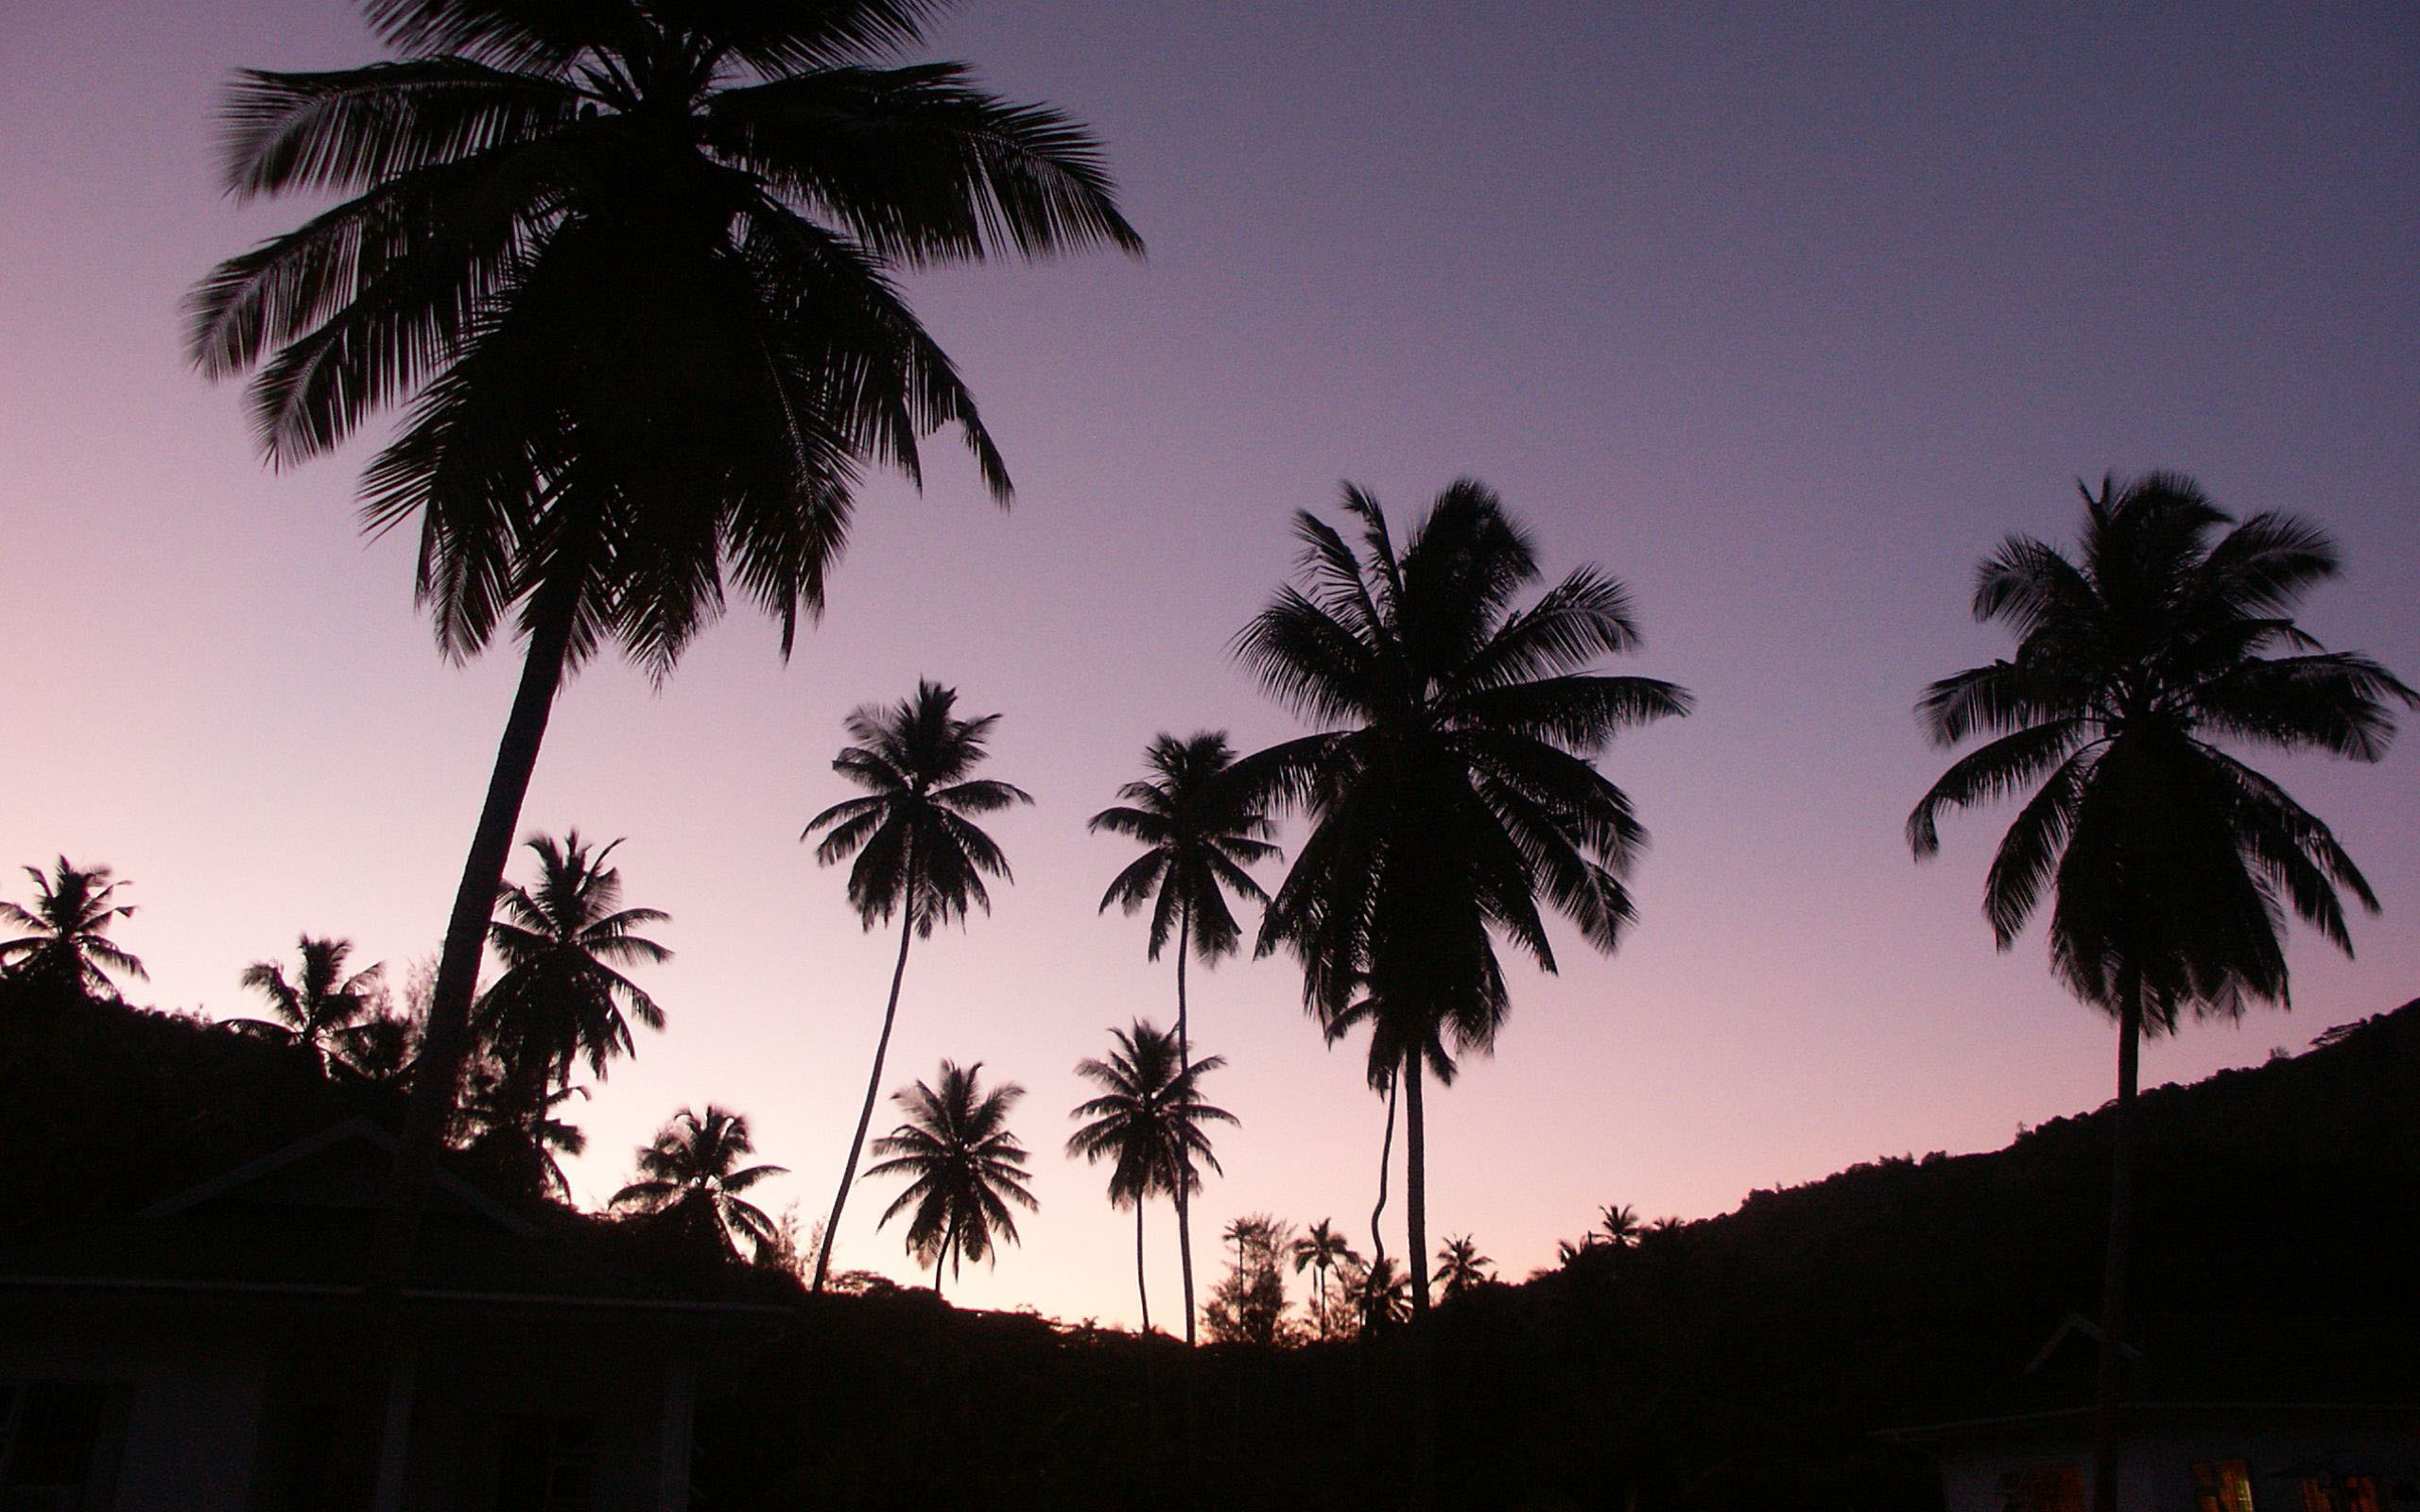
(1404, 1043, 1438, 1512)
(812, 871, 917, 1294)
(938, 1208, 959, 1304)
(2087, 969, 2144, 1512)
(1135, 1201, 1151, 1333)
(370, 576, 579, 1294)
(1174, 910, 1200, 1347)
(1372, 1069, 1397, 1268)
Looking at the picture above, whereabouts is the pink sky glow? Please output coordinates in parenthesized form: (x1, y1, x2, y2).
(3, 2, 2414, 1327)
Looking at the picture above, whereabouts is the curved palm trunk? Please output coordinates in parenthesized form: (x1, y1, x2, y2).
(812, 871, 917, 1294)
(371, 578, 579, 1294)
(1371, 1069, 1397, 1269)
(1173, 912, 1200, 1347)
(1135, 1201, 1151, 1333)
(2087, 971, 2144, 1512)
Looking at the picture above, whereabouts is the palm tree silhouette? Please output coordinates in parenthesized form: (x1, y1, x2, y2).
(802, 681, 1029, 1292)
(1356, 1255, 1410, 1332)
(474, 832, 669, 1163)
(0, 859, 146, 1000)
(1909, 472, 2413, 1512)
(1065, 1019, 1236, 1340)
(456, 1067, 587, 1200)
(1090, 731, 1274, 1342)
(864, 1061, 1036, 1300)
(1596, 1203, 1641, 1248)
(1233, 480, 1690, 1319)
(185, 0, 1141, 1267)
(233, 936, 387, 1071)
(614, 1106, 786, 1263)
(1291, 1218, 1362, 1340)
(1436, 1234, 1492, 1297)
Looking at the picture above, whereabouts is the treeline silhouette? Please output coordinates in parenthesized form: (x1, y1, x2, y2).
(10, 955, 2409, 1508)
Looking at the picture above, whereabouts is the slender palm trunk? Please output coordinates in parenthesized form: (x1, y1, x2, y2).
(2087, 970, 2144, 1512)
(1372, 1069, 1397, 1269)
(937, 1207, 959, 1304)
(1404, 1043, 1438, 1512)
(1134, 1201, 1151, 1333)
(1173, 912, 1200, 1347)
(371, 578, 579, 1294)
(812, 873, 917, 1294)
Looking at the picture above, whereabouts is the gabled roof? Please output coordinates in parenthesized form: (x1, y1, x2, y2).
(138, 1116, 538, 1238)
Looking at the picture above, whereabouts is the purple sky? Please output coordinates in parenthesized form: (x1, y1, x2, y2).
(4, 2, 2414, 1326)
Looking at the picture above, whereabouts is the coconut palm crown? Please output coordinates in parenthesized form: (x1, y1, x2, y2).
(613, 1105, 786, 1263)
(475, 831, 670, 1094)
(864, 1060, 1035, 1297)
(233, 936, 388, 1068)
(0, 859, 147, 1000)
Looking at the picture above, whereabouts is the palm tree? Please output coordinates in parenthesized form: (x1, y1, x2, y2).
(456, 1064, 587, 1200)
(473, 832, 669, 1160)
(1065, 1019, 1236, 1341)
(1909, 472, 2412, 1512)
(0, 859, 146, 1000)
(1356, 1255, 1410, 1331)
(863, 1061, 1036, 1300)
(1596, 1202, 1640, 1248)
(1291, 1218, 1362, 1340)
(1436, 1234, 1492, 1297)
(1233, 481, 1691, 1319)
(802, 680, 1029, 1291)
(232, 936, 386, 1070)
(1091, 731, 1275, 1341)
(613, 1106, 786, 1263)
(186, 0, 1141, 1272)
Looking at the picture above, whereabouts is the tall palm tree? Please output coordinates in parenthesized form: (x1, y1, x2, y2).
(186, 0, 1141, 1276)
(1909, 472, 2412, 1512)
(233, 936, 387, 1070)
(1291, 1218, 1361, 1340)
(1065, 1019, 1236, 1341)
(613, 1105, 786, 1263)
(0, 859, 146, 1000)
(863, 1060, 1035, 1300)
(1090, 731, 1274, 1342)
(1436, 1234, 1492, 1297)
(802, 680, 1029, 1292)
(474, 832, 670, 1158)
(1232, 480, 1690, 1319)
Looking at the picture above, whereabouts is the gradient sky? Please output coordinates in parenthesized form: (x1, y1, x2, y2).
(4, 2, 2414, 1328)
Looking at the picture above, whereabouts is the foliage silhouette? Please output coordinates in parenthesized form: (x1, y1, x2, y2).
(473, 831, 668, 1177)
(864, 1060, 1035, 1300)
(1597, 1201, 1641, 1247)
(1436, 1234, 1492, 1297)
(1091, 730, 1274, 1340)
(803, 680, 1030, 1292)
(1065, 1019, 1235, 1341)
(613, 1105, 785, 1263)
(454, 1060, 586, 1200)
(1232, 479, 1691, 1322)
(1202, 1213, 1294, 1346)
(1291, 1217, 1362, 1341)
(184, 0, 1140, 1291)
(0, 860, 146, 1000)
(1909, 472, 2413, 1511)
(230, 935, 386, 1074)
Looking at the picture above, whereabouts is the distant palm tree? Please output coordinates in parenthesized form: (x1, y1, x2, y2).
(1066, 1020, 1236, 1340)
(185, 0, 1141, 1286)
(1291, 1218, 1362, 1340)
(865, 1061, 1036, 1300)
(1233, 481, 1690, 1320)
(233, 936, 386, 1070)
(1910, 472, 2412, 1512)
(1436, 1235, 1492, 1297)
(1597, 1203, 1641, 1248)
(474, 833, 669, 1156)
(803, 681, 1030, 1293)
(0, 859, 146, 1000)
(1357, 1255, 1410, 1331)
(1092, 730, 1275, 1341)
(614, 1106, 786, 1263)
(456, 1065, 587, 1200)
